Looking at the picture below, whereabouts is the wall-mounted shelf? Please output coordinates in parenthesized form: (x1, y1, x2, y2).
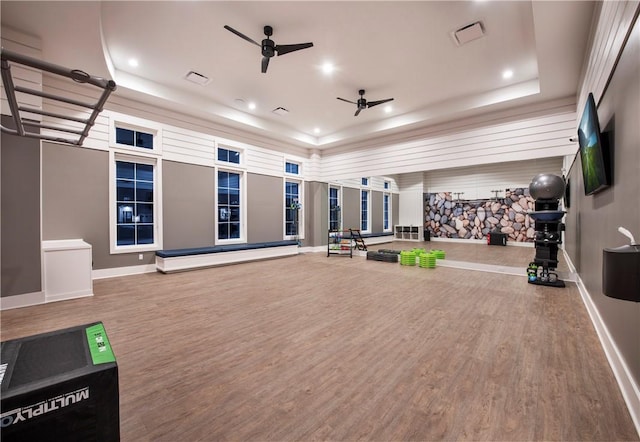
(394, 225, 420, 241)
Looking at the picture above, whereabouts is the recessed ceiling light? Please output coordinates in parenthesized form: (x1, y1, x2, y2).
(502, 69, 514, 79)
(313, 127, 321, 134)
(384, 105, 393, 113)
(248, 102, 256, 110)
(128, 58, 139, 67)
(321, 62, 335, 75)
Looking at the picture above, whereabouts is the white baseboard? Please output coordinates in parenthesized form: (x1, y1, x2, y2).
(46, 290, 93, 303)
(92, 264, 157, 280)
(565, 251, 640, 437)
(0, 291, 45, 310)
(429, 237, 534, 247)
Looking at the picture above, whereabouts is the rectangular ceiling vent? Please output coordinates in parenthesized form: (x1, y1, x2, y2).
(185, 70, 210, 86)
(272, 106, 289, 116)
(451, 21, 485, 47)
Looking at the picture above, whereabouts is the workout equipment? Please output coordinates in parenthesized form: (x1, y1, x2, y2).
(430, 249, 446, 259)
(400, 250, 417, 266)
(366, 251, 398, 263)
(527, 173, 566, 288)
(419, 252, 437, 268)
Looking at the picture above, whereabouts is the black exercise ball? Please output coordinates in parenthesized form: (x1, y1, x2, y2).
(529, 174, 565, 200)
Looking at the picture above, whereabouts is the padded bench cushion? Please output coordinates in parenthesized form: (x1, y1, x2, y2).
(156, 240, 298, 258)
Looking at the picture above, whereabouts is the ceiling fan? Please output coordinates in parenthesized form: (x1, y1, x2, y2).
(337, 89, 394, 116)
(224, 25, 314, 73)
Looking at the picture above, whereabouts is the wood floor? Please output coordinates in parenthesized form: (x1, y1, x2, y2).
(1, 247, 637, 441)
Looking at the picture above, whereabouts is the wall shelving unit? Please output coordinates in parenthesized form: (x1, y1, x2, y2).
(394, 225, 420, 241)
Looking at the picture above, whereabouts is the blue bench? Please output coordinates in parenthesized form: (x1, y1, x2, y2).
(155, 240, 299, 273)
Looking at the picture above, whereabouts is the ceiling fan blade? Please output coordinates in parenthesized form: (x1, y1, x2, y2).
(275, 42, 314, 56)
(337, 97, 357, 105)
(261, 56, 270, 73)
(367, 98, 394, 108)
(354, 108, 362, 117)
(224, 25, 261, 47)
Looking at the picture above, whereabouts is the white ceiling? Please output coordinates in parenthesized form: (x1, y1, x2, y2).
(1, 1, 595, 150)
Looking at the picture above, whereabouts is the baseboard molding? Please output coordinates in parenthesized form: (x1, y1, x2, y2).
(429, 237, 534, 247)
(46, 290, 93, 303)
(92, 264, 157, 280)
(565, 251, 640, 437)
(0, 291, 45, 310)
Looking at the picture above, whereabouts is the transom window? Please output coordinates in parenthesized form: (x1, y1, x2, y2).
(361, 177, 369, 186)
(285, 161, 300, 175)
(384, 181, 390, 190)
(113, 158, 159, 250)
(218, 147, 241, 164)
(218, 170, 241, 240)
(115, 127, 154, 149)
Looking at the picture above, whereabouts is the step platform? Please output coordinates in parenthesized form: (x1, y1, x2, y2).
(367, 251, 399, 263)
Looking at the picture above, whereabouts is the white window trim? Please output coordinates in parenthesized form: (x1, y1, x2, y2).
(361, 177, 370, 187)
(109, 151, 163, 254)
(215, 166, 247, 244)
(383, 192, 392, 232)
(361, 189, 371, 233)
(328, 185, 342, 232)
(283, 178, 304, 240)
(109, 112, 163, 157)
(215, 143, 246, 169)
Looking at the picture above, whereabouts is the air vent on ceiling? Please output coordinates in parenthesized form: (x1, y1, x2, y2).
(451, 21, 485, 46)
(185, 70, 210, 86)
(272, 106, 289, 116)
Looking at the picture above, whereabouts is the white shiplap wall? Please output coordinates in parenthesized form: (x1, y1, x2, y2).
(423, 157, 564, 200)
(398, 172, 424, 226)
(319, 97, 577, 182)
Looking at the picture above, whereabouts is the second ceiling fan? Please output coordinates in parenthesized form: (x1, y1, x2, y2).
(224, 25, 314, 73)
(337, 89, 394, 116)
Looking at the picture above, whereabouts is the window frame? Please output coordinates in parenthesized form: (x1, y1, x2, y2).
(361, 189, 370, 233)
(284, 160, 301, 176)
(328, 185, 341, 232)
(109, 112, 163, 157)
(217, 146, 243, 166)
(284, 178, 304, 240)
(361, 177, 370, 187)
(215, 166, 247, 244)
(109, 151, 163, 254)
(383, 192, 392, 232)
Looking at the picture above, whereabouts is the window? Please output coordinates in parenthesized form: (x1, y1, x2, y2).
(329, 186, 340, 231)
(361, 189, 370, 232)
(218, 147, 241, 164)
(285, 161, 300, 175)
(361, 177, 369, 186)
(110, 154, 161, 253)
(383, 193, 391, 231)
(217, 170, 242, 240)
(115, 127, 154, 149)
(285, 181, 301, 237)
(109, 113, 162, 156)
(384, 180, 390, 190)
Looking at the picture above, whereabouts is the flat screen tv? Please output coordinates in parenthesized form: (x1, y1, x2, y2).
(577, 92, 610, 195)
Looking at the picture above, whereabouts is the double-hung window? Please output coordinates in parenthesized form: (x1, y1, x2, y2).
(216, 145, 245, 242)
(361, 189, 370, 232)
(329, 186, 341, 231)
(109, 114, 162, 253)
(284, 159, 303, 239)
(383, 193, 391, 231)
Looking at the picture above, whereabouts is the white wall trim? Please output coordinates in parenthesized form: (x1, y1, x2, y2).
(92, 264, 157, 280)
(0, 291, 45, 310)
(430, 237, 535, 248)
(564, 250, 640, 438)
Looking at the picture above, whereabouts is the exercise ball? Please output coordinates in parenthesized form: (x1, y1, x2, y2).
(529, 174, 565, 200)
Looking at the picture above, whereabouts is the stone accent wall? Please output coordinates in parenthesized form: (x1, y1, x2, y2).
(424, 189, 535, 242)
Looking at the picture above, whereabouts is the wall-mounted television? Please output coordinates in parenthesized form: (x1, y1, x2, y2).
(577, 92, 610, 195)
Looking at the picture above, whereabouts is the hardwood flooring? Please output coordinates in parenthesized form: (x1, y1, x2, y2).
(1, 249, 637, 441)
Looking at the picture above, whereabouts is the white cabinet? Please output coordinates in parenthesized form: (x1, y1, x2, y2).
(394, 225, 420, 241)
(42, 239, 93, 302)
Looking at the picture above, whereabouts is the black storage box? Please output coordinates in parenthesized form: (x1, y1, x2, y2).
(487, 232, 507, 246)
(0, 322, 119, 441)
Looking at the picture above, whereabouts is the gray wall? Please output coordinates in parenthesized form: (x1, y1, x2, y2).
(565, 18, 640, 386)
(163, 160, 215, 249)
(370, 190, 384, 233)
(393, 193, 399, 231)
(247, 173, 284, 243)
(41, 143, 149, 269)
(305, 181, 328, 247)
(342, 187, 361, 231)
(1, 118, 41, 297)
